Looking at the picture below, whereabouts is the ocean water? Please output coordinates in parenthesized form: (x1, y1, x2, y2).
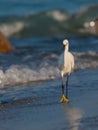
(0, 1, 98, 130)
(0, 0, 98, 115)
(0, 69, 98, 130)
(0, 36, 98, 87)
(0, 0, 98, 37)
(1, 0, 98, 16)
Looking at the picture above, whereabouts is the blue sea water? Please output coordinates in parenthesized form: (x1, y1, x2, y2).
(0, 0, 98, 37)
(0, 0, 98, 108)
(0, 0, 98, 86)
(0, 0, 98, 16)
(0, 1, 98, 130)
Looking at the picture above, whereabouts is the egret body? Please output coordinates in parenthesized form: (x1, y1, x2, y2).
(58, 39, 74, 103)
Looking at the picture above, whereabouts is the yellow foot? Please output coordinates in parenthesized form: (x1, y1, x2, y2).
(60, 94, 69, 103)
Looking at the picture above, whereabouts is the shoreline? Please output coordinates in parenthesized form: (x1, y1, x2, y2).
(0, 69, 98, 130)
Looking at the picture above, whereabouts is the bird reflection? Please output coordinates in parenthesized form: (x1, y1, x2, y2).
(63, 105, 83, 130)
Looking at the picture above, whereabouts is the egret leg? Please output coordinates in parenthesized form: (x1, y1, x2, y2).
(66, 75, 69, 98)
(60, 76, 69, 103)
(62, 81, 64, 95)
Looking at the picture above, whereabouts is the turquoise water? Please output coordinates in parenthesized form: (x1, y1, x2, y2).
(0, 1, 98, 37)
(0, 0, 98, 16)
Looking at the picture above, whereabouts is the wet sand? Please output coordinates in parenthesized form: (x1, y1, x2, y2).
(0, 69, 98, 130)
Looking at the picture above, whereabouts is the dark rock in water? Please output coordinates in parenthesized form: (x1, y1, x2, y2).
(0, 32, 14, 53)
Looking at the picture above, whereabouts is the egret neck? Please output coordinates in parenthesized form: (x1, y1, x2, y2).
(64, 43, 69, 64)
(65, 43, 69, 52)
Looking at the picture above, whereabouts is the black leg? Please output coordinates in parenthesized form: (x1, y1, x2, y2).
(61, 75, 64, 95)
(62, 84, 64, 95)
(66, 75, 69, 98)
(60, 75, 69, 103)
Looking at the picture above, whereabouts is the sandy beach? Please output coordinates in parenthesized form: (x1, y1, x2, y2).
(0, 69, 98, 130)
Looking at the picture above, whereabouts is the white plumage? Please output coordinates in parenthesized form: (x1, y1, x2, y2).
(58, 39, 74, 103)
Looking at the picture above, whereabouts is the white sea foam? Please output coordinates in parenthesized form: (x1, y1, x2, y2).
(0, 65, 60, 87)
(47, 10, 69, 21)
(74, 51, 98, 70)
(0, 22, 24, 37)
(0, 51, 98, 87)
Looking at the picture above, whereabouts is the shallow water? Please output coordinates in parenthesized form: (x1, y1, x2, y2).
(0, 69, 98, 130)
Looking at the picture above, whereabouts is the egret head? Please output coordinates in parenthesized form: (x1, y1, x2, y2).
(63, 39, 69, 46)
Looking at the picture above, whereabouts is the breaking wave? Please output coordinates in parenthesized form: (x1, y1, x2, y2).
(0, 65, 59, 87)
(0, 51, 98, 87)
(0, 22, 25, 37)
(0, 4, 98, 38)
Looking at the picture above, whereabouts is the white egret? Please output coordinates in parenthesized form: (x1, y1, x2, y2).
(58, 39, 74, 103)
